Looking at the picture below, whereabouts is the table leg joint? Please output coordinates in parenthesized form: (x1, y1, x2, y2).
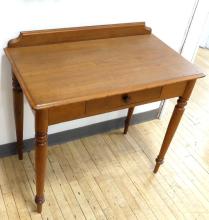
(12, 74, 22, 92)
(35, 132, 48, 147)
(176, 96, 188, 110)
(155, 157, 164, 165)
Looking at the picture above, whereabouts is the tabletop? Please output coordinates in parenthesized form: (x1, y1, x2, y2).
(5, 23, 204, 110)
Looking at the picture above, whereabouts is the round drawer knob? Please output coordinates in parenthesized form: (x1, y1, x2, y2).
(122, 94, 131, 103)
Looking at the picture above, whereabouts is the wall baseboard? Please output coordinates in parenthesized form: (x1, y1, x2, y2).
(0, 109, 159, 158)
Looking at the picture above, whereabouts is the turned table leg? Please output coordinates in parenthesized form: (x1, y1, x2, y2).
(124, 107, 135, 134)
(154, 80, 196, 173)
(35, 110, 48, 213)
(12, 73, 24, 160)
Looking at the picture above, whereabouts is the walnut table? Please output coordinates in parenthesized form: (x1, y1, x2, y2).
(4, 22, 204, 213)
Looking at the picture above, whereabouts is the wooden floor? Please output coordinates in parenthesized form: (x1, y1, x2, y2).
(0, 48, 209, 220)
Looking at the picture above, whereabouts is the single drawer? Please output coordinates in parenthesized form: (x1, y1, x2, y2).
(48, 102, 85, 125)
(86, 87, 162, 115)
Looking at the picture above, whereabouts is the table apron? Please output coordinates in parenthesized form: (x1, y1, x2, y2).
(48, 81, 188, 125)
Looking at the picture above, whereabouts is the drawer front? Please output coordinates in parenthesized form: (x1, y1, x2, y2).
(86, 87, 162, 115)
(48, 102, 85, 125)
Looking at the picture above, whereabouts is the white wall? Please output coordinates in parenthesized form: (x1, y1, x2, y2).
(0, 0, 197, 145)
(181, 0, 209, 61)
(200, 12, 209, 48)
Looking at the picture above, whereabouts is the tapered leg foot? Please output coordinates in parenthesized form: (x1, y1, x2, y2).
(35, 110, 48, 213)
(37, 204, 42, 214)
(153, 157, 164, 173)
(124, 107, 134, 134)
(35, 195, 45, 213)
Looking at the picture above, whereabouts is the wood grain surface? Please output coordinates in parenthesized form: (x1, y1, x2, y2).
(5, 23, 204, 110)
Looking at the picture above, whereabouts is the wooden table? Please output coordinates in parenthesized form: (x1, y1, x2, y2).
(4, 22, 204, 213)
